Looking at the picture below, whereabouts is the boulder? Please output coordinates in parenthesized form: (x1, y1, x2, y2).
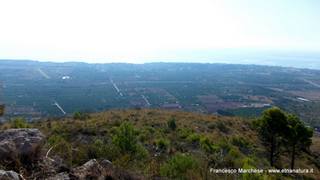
(29, 156, 70, 179)
(0, 170, 20, 180)
(70, 159, 144, 180)
(71, 159, 104, 179)
(46, 172, 70, 180)
(0, 129, 45, 167)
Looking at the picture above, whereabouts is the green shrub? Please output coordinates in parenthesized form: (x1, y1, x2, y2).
(221, 146, 243, 167)
(10, 118, 30, 128)
(228, 147, 242, 159)
(231, 136, 251, 154)
(155, 138, 170, 151)
(139, 127, 154, 142)
(207, 122, 216, 129)
(135, 144, 149, 159)
(73, 111, 90, 120)
(47, 134, 65, 146)
(47, 135, 73, 166)
(160, 153, 198, 179)
(217, 139, 232, 154)
(178, 128, 193, 139)
(200, 136, 218, 153)
(240, 158, 266, 180)
(138, 132, 147, 142)
(146, 126, 155, 134)
(88, 139, 121, 161)
(87, 139, 106, 159)
(186, 133, 201, 144)
(72, 144, 89, 166)
(112, 122, 138, 154)
(215, 121, 229, 133)
(167, 117, 177, 131)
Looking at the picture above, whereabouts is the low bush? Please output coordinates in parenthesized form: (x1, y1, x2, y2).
(10, 117, 30, 128)
(207, 122, 215, 129)
(73, 111, 90, 120)
(160, 153, 199, 179)
(231, 136, 252, 154)
(155, 138, 170, 151)
(217, 139, 232, 155)
(186, 133, 201, 144)
(47, 135, 73, 166)
(112, 122, 138, 154)
(167, 117, 177, 131)
(200, 136, 218, 153)
(134, 144, 149, 160)
(178, 128, 193, 139)
(240, 158, 267, 180)
(215, 121, 229, 133)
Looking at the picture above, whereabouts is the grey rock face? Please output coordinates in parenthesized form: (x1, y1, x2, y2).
(46, 172, 70, 180)
(71, 159, 105, 180)
(70, 159, 144, 180)
(0, 129, 45, 165)
(0, 170, 20, 180)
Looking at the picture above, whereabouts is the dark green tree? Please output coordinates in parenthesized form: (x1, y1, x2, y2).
(112, 122, 138, 154)
(255, 107, 289, 166)
(285, 114, 313, 169)
(160, 153, 199, 179)
(167, 117, 177, 131)
(0, 104, 4, 116)
(73, 111, 89, 120)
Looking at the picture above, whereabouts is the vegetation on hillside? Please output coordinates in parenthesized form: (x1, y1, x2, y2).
(254, 107, 314, 169)
(0, 108, 319, 179)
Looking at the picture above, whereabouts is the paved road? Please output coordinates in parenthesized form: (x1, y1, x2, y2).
(302, 78, 320, 88)
(53, 101, 66, 115)
(38, 68, 50, 79)
(110, 78, 123, 96)
(141, 95, 151, 106)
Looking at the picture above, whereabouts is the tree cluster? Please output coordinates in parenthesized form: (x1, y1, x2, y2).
(254, 107, 313, 169)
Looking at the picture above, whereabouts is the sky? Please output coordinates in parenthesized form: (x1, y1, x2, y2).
(0, 0, 320, 63)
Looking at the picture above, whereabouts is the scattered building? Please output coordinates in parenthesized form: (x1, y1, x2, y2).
(62, 76, 71, 80)
(162, 103, 182, 110)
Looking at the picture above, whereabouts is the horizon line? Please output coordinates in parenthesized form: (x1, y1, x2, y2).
(0, 58, 317, 71)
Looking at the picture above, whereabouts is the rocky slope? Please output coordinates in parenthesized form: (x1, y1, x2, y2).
(0, 128, 143, 180)
(0, 109, 319, 179)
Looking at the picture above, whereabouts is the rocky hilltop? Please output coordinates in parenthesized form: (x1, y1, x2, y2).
(0, 109, 319, 179)
(0, 128, 143, 180)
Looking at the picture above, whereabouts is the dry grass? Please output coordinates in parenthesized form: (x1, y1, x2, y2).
(1, 109, 319, 179)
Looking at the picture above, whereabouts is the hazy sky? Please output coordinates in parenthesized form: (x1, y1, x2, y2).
(0, 0, 319, 63)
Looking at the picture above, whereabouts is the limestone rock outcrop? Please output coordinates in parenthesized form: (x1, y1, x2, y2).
(0, 128, 45, 167)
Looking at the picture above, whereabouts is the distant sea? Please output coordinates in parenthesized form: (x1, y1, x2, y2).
(1, 49, 320, 69)
(154, 49, 320, 70)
